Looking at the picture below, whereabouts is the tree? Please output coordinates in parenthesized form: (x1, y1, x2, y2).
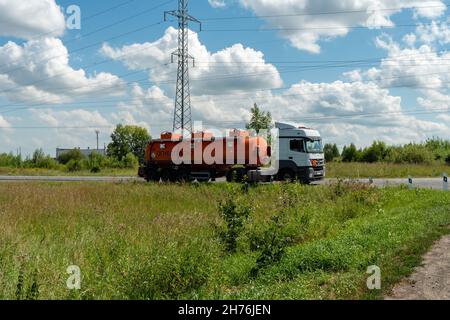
(341, 143, 360, 162)
(361, 141, 388, 163)
(245, 103, 272, 134)
(324, 143, 340, 162)
(107, 125, 150, 164)
(332, 144, 340, 159)
(57, 149, 85, 164)
(324, 144, 334, 162)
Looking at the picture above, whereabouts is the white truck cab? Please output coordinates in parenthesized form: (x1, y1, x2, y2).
(275, 122, 325, 183)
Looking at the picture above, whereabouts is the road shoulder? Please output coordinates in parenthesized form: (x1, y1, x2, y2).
(386, 232, 450, 300)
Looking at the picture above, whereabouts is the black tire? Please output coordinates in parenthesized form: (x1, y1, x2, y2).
(168, 170, 178, 183)
(160, 169, 171, 183)
(278, 169, 295, 182)
(149, 168, 161, 182)
(176, 170, 190, 183)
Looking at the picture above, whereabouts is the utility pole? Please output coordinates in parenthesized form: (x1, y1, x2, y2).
(95, 130, 100, 151)
(165, 0, 201, 135)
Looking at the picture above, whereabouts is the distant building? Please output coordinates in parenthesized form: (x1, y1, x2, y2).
(56, 147, 106, 159)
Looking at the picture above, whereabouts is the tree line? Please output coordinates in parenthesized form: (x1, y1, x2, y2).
(324, 139, 450, 165)
(0, 124, 150, 172)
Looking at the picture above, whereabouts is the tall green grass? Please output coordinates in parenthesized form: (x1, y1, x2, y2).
(326, 162, 449, 178)
(0, 181, 449, 299)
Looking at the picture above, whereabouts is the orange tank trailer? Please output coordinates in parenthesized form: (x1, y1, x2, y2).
(140, 130, 270, 182)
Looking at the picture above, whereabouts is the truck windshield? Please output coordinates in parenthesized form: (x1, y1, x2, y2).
(306, 139, 323, 153)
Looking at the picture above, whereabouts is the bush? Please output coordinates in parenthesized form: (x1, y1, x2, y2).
(66, 159, 83, 172)
(122, 152, 139, 169)
(83, 152, 107, 172)
(218, 196, 251, 253)
(360, 141, 388, 163)
(386, 144, 434, 164)
(57, 149, 85, 165)
(0, 153, 22, 167)
(26, 149, 58, 169)
(250, 213, 290, 277)
(446, 154, 450, 165)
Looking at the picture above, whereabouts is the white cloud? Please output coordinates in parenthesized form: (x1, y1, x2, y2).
(29, 108, 112, 149)
(0, 38, 126, 104)
(416, 21, 450, 45)
(0, 0, 65, 40)
(32, 108, 110, 128)
(208, 0, 226, 8)
(101, 27, 283, 95)
(111, 84, 173, 130)
(0, 115, 11, 128)
(238, 0, 447, 53)
(402, 33, 417, 47)
(120, 79, 448, 147)
(343, 32, 450, 115)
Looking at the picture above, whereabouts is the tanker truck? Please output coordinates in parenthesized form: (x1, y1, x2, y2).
(139, 122, 325, 183)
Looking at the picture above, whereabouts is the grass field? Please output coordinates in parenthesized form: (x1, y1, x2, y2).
(0, 162, 448, 179)
(0, 167, 136, 177)
(326, 162, 449, 178)
(0, 181, 449, 300)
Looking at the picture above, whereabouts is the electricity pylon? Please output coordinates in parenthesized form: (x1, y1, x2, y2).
(165, 0, 201, 135)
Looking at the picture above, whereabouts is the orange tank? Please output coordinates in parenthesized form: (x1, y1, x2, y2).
(145, 130, 270, 169)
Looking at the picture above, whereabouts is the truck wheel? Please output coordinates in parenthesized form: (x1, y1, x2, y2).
(176, 170, 190, 183)
(168, 170, 178, 183)
(278, 169, 295, 182)
(160, 169, 171, 183)
(150, 172, 161, 182)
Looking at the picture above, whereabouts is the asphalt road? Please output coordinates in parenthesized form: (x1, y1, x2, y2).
(0, 176, 447, 190)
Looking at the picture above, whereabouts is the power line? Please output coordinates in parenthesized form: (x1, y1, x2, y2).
(1, 64, 450, 115)
(202, 21, 442, 32)
(2, 75, 450, 118)
(2, 106, 448, 130)
(200, 3, 450, 20)
(2, 47, 448, 99)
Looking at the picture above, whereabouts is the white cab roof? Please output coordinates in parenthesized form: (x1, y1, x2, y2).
(275, 122, 321, 138)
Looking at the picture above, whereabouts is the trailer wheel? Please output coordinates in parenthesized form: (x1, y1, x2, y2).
(160, 169, 171, 182)
(149, 169, 161, 182)
(176, 170, 190, 183)
(278, 169, 295, 182)
(168, 170, 179, 183)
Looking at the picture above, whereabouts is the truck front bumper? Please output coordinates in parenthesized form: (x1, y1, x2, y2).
(307, 166, 325, 181)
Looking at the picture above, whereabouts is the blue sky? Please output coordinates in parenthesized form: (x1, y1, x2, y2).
(0, 0, 449, 156)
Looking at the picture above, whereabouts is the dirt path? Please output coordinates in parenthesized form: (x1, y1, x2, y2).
(386, 234, 450, 300)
